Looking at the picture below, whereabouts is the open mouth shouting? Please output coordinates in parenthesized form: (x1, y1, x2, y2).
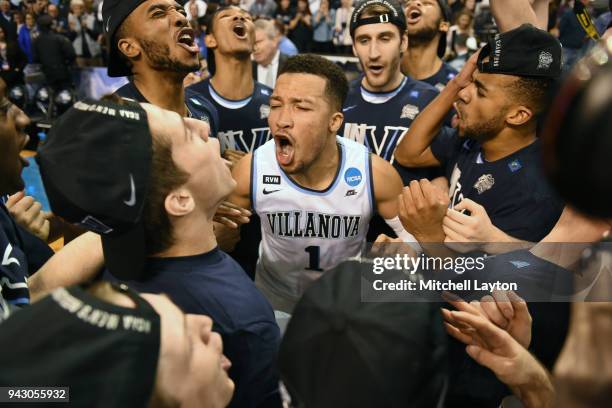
(176, 27, 199, 54)
(232, 21, 248, 39)
(406, 8, 422, 24)
(367, 63, 385, 76)
(274, 134, 295, 166)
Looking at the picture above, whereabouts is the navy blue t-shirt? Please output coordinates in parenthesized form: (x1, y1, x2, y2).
(114, 81, 220, 136)
(341, 76, 442, 185)
(420, 61, 458, 91)
(186, 79, 272, 153)
(0, 202, 53, 314)
(431, 128, 563, 242)
(445, 250, 571, 407)
(115, 247, 281, 408)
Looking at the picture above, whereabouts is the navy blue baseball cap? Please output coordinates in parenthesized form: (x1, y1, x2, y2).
(102, 0, 146, 77)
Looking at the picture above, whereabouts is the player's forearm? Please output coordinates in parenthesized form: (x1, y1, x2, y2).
(490, 0, 539, 33)
(394, 80, 461, 167)
(483, 228, 533, 254)
(512, 364, 555, 408)
(28, 232, 103, 302)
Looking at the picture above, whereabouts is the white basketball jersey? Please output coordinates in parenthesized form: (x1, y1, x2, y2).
(252, 136, 374, 312)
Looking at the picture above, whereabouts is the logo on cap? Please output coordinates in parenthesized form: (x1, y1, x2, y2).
(537, 51, 553, 70)
(124, 174, 137, 207)
(105, 16, 111, 33)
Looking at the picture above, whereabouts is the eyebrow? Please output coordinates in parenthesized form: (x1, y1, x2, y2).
(270, 96, 316, 104)
(474, 78, 488, 93)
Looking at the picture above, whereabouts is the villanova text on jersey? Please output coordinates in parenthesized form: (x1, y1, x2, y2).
(186, 79, 273, 153)
(263, 211, 362, 239)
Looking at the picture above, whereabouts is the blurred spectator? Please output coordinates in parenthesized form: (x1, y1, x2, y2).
(47, 2, 68, 35)
(17, 11, 36, 63)
(275, 0, 293, 33)
(252, 18, 288, 88)
(595, 6, 611, 36)
(0, 24, 25, 86)
(334, 0, 353, 54)
(32, 0, 48, 17)
(288, 0, 312, 52)
(275, 19, 298, 55)
(67, 0, 101, 67)
(249, 0, 277, 19)
(558, 1, 589, 72)
(447, 32, 470, 70)
(32, 14, 75, 89)
(185, 0, 207, 21)
(190, 18, 207, 59)
(447, 9, 474, 57)
(312, 0, 335, 53)
(0, 0, 17, 41)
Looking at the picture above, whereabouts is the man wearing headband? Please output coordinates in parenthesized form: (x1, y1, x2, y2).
(395, 24, 564, 246)
(102, 0, 219, 135)
(36, 97, 282, 408)
(341, 0, 439, 184)
(0, 281, 235, 406)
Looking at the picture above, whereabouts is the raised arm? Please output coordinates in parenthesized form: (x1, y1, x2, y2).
(394, 52, 479, 168)
(228, 153, 253, 210)
(489, 0, 546, 32)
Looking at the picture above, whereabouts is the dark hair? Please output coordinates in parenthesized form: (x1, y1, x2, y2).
(278, 54, 348, 111)
(205, 5, 243, 76)
(507, 76, 554, 116)
(114, 19, 134, 71)
(100, 94, 190, 255)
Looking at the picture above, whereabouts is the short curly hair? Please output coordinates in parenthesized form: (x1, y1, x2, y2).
(278, 54, 349, 111)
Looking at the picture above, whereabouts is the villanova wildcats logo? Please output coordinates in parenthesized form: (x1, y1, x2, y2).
(343, 123, 409, 162)
(218, 128, 271, 152)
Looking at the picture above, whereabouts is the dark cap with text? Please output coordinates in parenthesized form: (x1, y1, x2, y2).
(37, 98, 152, 280)
(477, 24, 562, 78)
(350, 0, 407, 38)
(102, 0, 146, 77)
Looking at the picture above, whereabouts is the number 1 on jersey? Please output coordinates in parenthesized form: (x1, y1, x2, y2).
(305, 246, 323, 271)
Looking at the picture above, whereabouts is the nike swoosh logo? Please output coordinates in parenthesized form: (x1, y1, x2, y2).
(105, 16, 111, 33)
(343, 105, 357, 112)
(263, 189, 281, 195)
(124, 174, 136, 207)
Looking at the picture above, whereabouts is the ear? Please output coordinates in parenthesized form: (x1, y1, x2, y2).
(438, 20, 450, 34)
(164, 188, 196, 218)
(329, 111, 344, 134)
(505, 105, 533, 127)
(400, 32, 408, 54)
(205, 33, 217, 49)
(117, 37, 141, 60)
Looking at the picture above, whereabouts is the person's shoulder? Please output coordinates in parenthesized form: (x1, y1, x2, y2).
(185, 77, 210, 96)
(254, 82, 272, 99)
(400, 76, 440, 103)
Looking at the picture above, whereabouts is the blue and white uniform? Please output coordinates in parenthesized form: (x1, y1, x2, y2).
(186, 79, 272, 153)
(252, 137, 374, 312)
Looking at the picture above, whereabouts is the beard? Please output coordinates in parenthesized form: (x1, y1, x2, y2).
(461, 113, 506, 143)
(139, 39, 199, 73)
(407, 20, 440, 47)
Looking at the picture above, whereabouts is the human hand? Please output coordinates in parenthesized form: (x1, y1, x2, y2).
(452, 50, 480, 89)
(223, 148, 246, 168)
(442, 290, 532, 349)
(6, 191, 52, 242)
(443, 198, 503, 252)
(213, 201, 251, 229)
(398, 179, 449, 243)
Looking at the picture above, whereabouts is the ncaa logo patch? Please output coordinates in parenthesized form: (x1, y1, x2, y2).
(344, 167, 363, 187)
